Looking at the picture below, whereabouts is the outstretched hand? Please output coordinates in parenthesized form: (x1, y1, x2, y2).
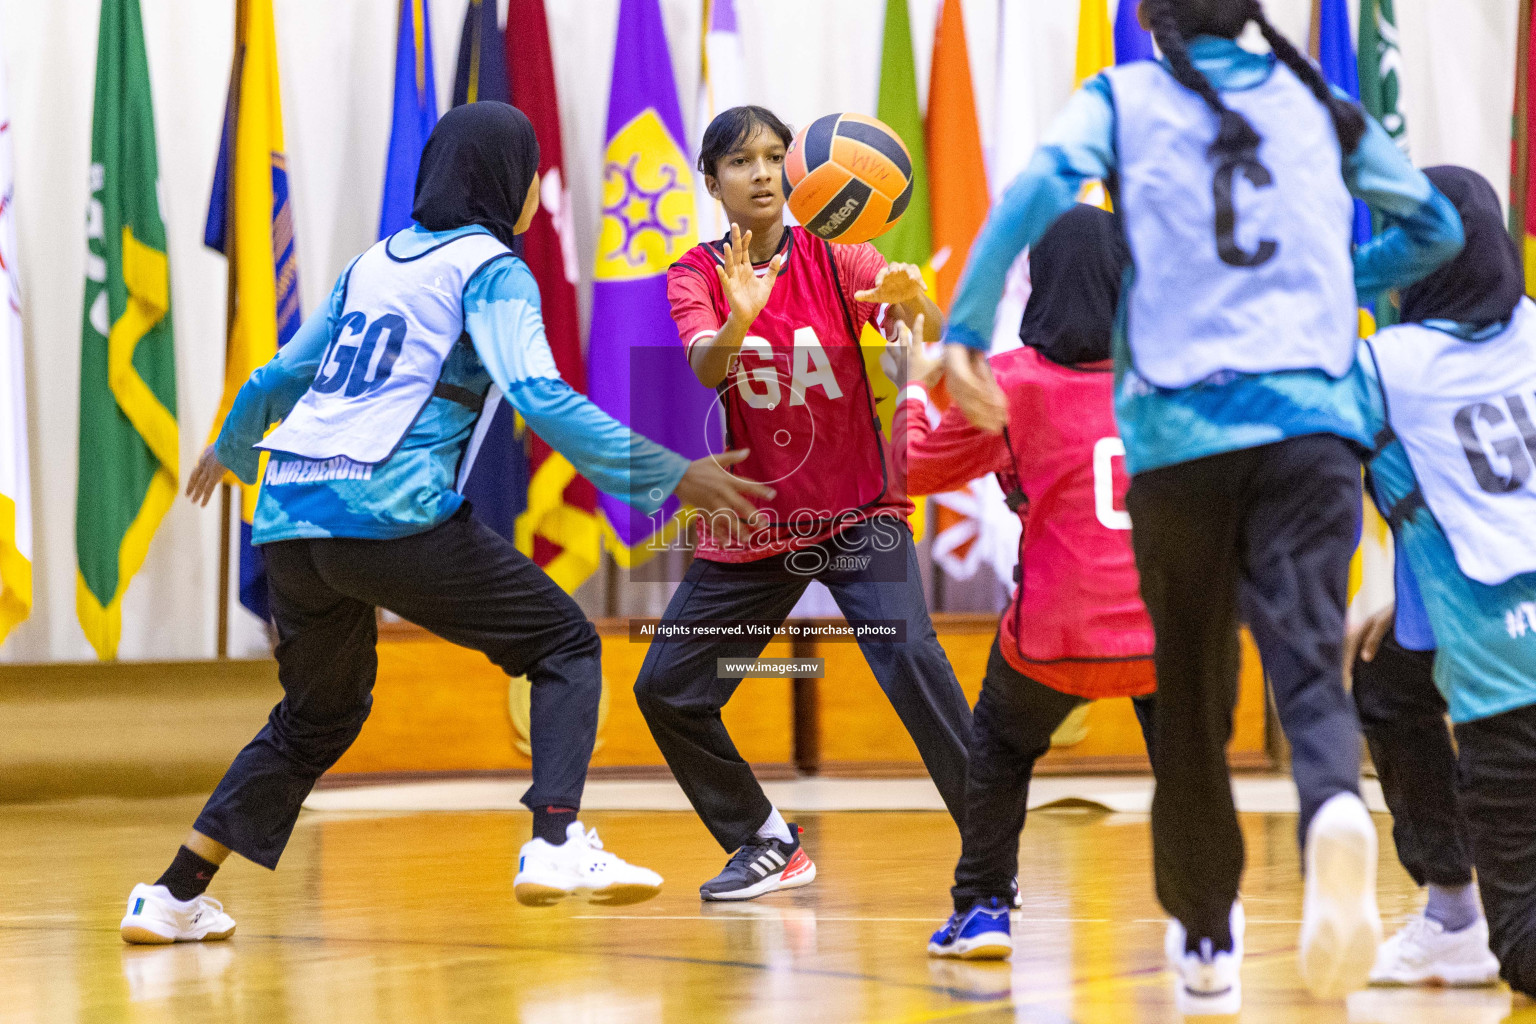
(674, 448, 776, 543)
(186, 444, 228, 507)
(715, 223, 782, 327)
(855, 262, 925, 306)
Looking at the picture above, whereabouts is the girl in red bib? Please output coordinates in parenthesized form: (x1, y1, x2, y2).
(897, 206, 1156, 959)
(636, 106, 973, 901)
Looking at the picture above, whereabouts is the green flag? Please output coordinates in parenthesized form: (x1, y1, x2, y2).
(76, 0, 178, 660)
(873, 0, 932, 269)
(1359, 0, 1408, 326)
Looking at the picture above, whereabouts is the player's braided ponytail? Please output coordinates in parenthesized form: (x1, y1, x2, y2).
(1246, 1, 1366, 156)
(1144, 0, 1261, 164)
(1144, 0, 1367, 164)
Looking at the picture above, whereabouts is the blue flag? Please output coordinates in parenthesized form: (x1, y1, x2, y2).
(380, 0, 438, 239)
(453, 0, 508, 105)
(451, 0, 528, 545)
(587, 0, 712, 557)
(1114, 0, 1154, 63)
(1316, 0, 1371, 247)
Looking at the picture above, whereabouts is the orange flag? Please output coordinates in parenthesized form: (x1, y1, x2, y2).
(926, 0, 989, 310)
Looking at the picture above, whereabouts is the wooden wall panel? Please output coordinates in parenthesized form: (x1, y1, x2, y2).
(815, 617, 1271, 774)
(329, 625, 794, 776)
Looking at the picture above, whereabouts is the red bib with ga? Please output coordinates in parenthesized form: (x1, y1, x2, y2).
(674, 227, 888, 529)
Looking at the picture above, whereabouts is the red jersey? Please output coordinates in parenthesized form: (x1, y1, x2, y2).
(893, 346, 1154, 699)
(669, 226, 912, 562)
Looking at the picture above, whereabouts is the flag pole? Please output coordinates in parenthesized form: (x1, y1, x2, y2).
(1513, 0, 1532, 243)
(217, 484, 231, 657)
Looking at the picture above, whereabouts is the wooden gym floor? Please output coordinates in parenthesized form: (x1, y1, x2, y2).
(1, 796, 1530, 1024)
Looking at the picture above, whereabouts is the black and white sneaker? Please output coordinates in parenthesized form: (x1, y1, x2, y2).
(699, 824, 817, 901)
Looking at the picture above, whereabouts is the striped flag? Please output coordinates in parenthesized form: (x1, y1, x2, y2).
(76, 0, 177, 658)
(453, 0, 508, 105)
(450, 0, 531, 551)
(695, 0, 747, 242)
(205, 0, 302, 623)
(380, 0, 438, 239)
(0, 42, 28, 644)
(587, 0, 712, 560)
(502, 0, 601, 590)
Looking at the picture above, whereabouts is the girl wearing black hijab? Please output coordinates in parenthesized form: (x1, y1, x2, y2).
(1356, 165, 1536, 997)
(886, 205, 1157, 959)
(120, 103, 771, 944)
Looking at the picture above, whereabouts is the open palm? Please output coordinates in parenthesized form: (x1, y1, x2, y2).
(716, 222, 782, 325)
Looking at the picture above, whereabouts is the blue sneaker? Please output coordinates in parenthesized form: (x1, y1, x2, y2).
(928, 897, 1012, 960)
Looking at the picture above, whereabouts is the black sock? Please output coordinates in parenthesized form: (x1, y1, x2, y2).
(532, 806, 578, 845)
(155, 846, 219, 902)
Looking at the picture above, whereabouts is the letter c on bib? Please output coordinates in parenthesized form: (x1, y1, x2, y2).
(1212, 159, 1279, 269)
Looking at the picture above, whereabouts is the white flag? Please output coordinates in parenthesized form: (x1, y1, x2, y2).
(695, 0, 748, 242)
(0, 44, 31, 643)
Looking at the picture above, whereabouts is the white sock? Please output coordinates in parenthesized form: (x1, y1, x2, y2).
(755, 807, 792, 844)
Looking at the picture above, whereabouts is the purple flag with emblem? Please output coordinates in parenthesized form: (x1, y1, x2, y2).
(587, 0, 714, 557)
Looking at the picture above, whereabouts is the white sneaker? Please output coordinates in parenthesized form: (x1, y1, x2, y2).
(1369, 913, 1501, 987)
(514, 822, 663, 907)
(1299, 792, 1383, 998)
(1166, 901, 1244, 1016)
(119, 883, 236, 944)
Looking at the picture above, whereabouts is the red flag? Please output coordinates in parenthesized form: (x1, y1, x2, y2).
(506, 0, 600, 589)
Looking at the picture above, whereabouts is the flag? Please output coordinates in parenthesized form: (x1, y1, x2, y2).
(76, 0, 177, 659)
(1514, 0, 1536, 295)
(868, 0, 929, 542)
(205, 0, 302, 623)
(927, 0, 1006, 586)
(450, 0, 530, 549)
(380, 0, 438, 239)
(498, 0, 602, 591)
(695, 0, 747, 241)
(1075, 0, 1115, 88)
(1114, 0, 1154, 63)
(1358, 0, 1409, 325)
(453, 0, 509, 105)
(588, 0, 713, 559)
(0, 44, 28, 644)
(927, 0, 989, 310)
(1313, 0, 1371, 247)
(874, 0, 932, 274)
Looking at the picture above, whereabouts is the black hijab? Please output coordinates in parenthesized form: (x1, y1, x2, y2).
(412, 102, 540, 250)
(1399, 165, 1523, 328)
(1019, 203, 1131, 366)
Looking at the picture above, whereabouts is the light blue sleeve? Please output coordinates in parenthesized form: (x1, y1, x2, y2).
(214, 264, 350, 484)
(1344, 107, 1464, 298)
(944, 77, 1117, 351)
(463, 259, 689, 512)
